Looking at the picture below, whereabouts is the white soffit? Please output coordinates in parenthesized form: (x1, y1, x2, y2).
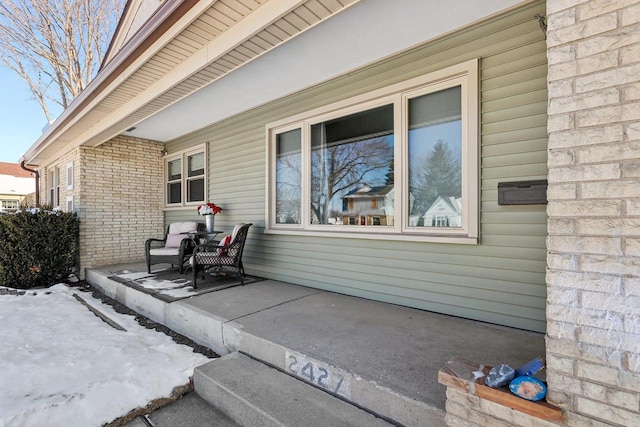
(129, 0, 526, 142)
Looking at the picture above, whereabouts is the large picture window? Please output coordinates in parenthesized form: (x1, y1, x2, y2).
(267, 60, 478, 243)
(165, 146, 206, 207)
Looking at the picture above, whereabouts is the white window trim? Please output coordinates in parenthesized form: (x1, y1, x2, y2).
(66, 162, 74, 190)
(265, 59, 479, 244)
(163, 144, 207, 210)
(66, 196, 74, 212)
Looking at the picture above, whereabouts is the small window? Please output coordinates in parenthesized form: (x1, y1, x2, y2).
(49, 168, 60, 207)
(165, 146, 206, 208)
(66, 196, 74, 212)
(66, 162, 74, 190)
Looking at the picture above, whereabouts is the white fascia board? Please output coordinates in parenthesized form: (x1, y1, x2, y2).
(77, 0, 309, 148)
(22, 0, 216, 164)
(131, 0, 528, 142)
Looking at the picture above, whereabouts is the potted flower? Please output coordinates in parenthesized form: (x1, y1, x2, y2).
(197, 202, 223, 232)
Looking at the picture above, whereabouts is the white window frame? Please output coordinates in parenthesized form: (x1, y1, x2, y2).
(66, 196, 74, 212)
(49, 167, 60, 208)
(164, 145, 207, 209)
(66, 162, 74, 190)
(266, 59, 478, 244)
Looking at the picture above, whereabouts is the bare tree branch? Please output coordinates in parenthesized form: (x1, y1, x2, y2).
(0, 0, 124, 121)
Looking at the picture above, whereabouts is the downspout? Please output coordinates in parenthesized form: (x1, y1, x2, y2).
(20, 161, 39, 207)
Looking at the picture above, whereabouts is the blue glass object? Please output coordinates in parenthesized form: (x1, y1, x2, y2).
(509, 376, 547, 401)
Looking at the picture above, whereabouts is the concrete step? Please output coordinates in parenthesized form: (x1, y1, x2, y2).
(194, 352, 393, 427)
(122, 393, 240, 427)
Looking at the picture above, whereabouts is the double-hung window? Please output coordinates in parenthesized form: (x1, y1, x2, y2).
(267, 60, 478, 243)
(49, 167, 60, 207)
(165, 146, 206, 207)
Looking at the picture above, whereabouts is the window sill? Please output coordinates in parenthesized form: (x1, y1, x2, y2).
(264, 228, 478, 245)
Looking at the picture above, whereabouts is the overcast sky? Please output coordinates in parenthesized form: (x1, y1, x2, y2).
(0, 67, 61, 164)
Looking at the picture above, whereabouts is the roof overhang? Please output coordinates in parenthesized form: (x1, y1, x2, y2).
(21, 0, 361, 166)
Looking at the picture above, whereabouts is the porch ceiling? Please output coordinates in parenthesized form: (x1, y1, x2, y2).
(24, 0, 359, 165)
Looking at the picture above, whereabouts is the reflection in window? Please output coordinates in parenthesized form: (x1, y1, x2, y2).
(187, 152, 205, 203)
(310, 104, 394, 226)
(167, 158, 182, 204)
(408, 86, 462, 228)
(275, 129, 302, 224)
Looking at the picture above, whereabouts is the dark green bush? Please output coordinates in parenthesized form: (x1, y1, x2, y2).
(0, 206, 79, 289)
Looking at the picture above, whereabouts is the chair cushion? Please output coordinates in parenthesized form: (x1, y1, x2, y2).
(231, 223, 245, 241)
(217, 234, 232, 255)
(165, 233, 188, 248)
(168, 221, 198, 235)
(150, 248, 180, 256)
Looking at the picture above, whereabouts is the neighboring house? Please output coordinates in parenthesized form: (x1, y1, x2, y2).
(0, 162, 35, 213)
(20, 1, 640, 425)
(341, 185, 393, 226)
(422, 196, 462, 228)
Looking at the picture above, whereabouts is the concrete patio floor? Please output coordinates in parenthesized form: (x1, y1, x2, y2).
(87, 262, 546, 426)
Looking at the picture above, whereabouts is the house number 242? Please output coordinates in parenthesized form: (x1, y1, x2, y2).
(286, 353, 349, 398)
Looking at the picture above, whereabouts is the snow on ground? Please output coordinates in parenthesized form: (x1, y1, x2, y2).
(0, 284, 211, 427)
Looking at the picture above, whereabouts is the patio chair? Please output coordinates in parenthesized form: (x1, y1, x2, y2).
(191, 223, 252, 288)
(145, 221, 204, 274)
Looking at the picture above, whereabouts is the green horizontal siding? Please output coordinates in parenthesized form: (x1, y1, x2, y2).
(166, 0, 548, 332)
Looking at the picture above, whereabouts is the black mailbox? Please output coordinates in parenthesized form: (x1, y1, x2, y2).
(498, 180, 547, 205)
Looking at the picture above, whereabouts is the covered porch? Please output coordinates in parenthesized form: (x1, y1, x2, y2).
(87, 262, 546, 426)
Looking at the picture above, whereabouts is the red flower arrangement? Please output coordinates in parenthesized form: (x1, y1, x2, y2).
(197, 202, 223, 215)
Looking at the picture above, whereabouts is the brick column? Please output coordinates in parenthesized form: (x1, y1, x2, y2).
(546, 1, 640, 426)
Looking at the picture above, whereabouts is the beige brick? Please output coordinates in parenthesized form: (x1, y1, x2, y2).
(549, 7, 578, 30)
(546, 286, 581, 308)
(626, 276, 640, 297)
(549, 163, 621, 183)
(548, 45, 577, 66)
(626, 238, 640, 256)
(578, 0, 639, 20)
(548, 125, 624, 149)
(576, 24, 640, 57)
(628, 199, 640, 215)
(623, 160, 640, 177)
(547, 319, 580, 340)
(547, 336, 582, 359)
(548, 217, 577, 233)
(548, 235, 623, 256)
(627, 122, 640, 141)
(582, 381, 640, 411)
(621, 3, 640, 26)
(549, 113, 575, 132)
(547, 252, 579, 270)
(549, 79, 575, 97)
(577, 218, 640, 236)
(582, 179, 640, 199)
(578, 141, 640, 164)
(549, 149, 576, 167)
(566, 412, 623, 427)
(548, 12, 618, 47)
(580, 254, 640, 276)
(575, 63, 640, 94)
(550, 87, 619, 115)
(621, 43, 640, 66)
(546, 371, 583, 395)
(547, 354, 576, 375)
(547, 270, 622, 293)
(548, 0, 591, 15)
(623, 314, 640, 335)
(625, 83, 640, 101)
(576, 396, 640, 425)
(547, 200, 622, 216)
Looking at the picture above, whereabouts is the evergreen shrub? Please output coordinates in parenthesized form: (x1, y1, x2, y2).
(0, 207, 79, 289)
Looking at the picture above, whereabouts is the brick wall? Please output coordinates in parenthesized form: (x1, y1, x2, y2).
(546, 1, 640, 427)
(78, 136, 164, 273)
(38, 137, 164, 276)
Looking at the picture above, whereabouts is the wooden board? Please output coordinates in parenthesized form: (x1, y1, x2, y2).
(438, 357, 562, 423)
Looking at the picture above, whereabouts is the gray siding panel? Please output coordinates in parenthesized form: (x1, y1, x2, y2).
(166, 1, 548, 332)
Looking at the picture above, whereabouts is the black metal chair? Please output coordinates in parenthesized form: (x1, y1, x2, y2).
(145, 221, 204, 273)
(191, 223, 252, 288)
